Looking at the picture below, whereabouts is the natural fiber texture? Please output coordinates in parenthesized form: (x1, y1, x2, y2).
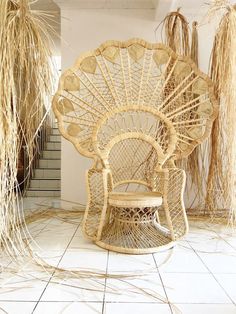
(187, 21, 205, 207)
(0, 0, 53, 258)
(53, 39, 218, 253)
(206, 5, 236, 225)
(158, 8, 190, 56)
(190, 21, 199, 67)
(202, 0, 231, 23)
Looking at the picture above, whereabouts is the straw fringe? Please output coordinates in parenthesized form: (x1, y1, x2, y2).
(0, 0, 53, 258)
(160, 8, 190, 56)
(157, 11, 208, 210)
(187, 21, 207, 208)
(190, 21, 199, 66)
(205, 6, 236, 225)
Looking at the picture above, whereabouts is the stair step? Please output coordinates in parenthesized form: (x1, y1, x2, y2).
(42, 150, 61, 159)
(52, 128, 60, 135)
(46, 142, 61, 150)
(34, 169, 60, 179)
(25, 125, 62, 196)
(25, 190, 60, 197)
(49, 135, 61, 142)
(30, 179, 60, 189)
(39, 159, 61, 169)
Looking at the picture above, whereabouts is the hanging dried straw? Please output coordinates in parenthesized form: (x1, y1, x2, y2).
(157, 7, 190, 56)
(202, 0, 231, 23)
(0, 0, 54, 258)
(190, 21, 199, 66)
(205, 4, 236, 225)
(186, 21, 206, 209)
(156, 10, 209, 211)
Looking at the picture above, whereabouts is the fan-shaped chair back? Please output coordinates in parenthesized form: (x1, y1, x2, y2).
(53, 39, 217, 164)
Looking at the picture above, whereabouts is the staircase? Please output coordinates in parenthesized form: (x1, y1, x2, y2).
(25, 127, 61, 197)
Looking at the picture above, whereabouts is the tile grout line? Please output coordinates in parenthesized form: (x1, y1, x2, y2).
(101, 250, 110, 314)
(25, 217, 60, 250)
(31, 218, 55, 237)
(187, 226, 236, 253)
(152, 253, 174, 314)
(31, 221, 81, 313)
(187, 240, 236, 306)
(214, 232, 236, 252)
(185, 228, 236, 262)
(1, 300, 236, 304)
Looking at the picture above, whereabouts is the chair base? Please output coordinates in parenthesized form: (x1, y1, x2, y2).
(94, 204, 175, 254)
(95, 239, 176, 254)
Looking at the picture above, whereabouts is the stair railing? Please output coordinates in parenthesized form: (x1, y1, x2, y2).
(22, 112, 53, 194)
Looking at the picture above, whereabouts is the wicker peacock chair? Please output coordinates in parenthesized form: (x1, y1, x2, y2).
(53, 39, 218, 254)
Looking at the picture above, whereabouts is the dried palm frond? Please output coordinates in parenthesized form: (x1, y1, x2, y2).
(206, 5, 236, 225)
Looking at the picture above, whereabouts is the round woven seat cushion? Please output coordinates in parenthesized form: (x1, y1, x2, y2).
(108, 191, 162, 207)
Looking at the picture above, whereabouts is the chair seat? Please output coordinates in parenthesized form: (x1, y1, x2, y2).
(108, 191, 162, 207)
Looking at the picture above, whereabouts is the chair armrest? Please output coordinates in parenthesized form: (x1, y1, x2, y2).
(152, 169, 169, 195)
(152, 168, 188, 240)
(82, 167, 112, 240)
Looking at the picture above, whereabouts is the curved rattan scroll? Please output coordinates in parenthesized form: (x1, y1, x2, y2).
(53, 38, 218, 254)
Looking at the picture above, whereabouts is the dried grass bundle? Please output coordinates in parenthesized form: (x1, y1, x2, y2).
(0, 0, 53, 257)
(203, 0, 231, 23)
(206, 5, 236, 224)
(190, 21, 199, 66)
(186, 21, 206, 208)
(158, 8, 190, 56)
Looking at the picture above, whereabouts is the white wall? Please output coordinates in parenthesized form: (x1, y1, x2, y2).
(59, 6, 219, 205)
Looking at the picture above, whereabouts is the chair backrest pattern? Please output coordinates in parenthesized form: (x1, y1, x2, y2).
(53, 39, 217, 175)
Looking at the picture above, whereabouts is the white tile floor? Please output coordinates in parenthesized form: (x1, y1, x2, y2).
(0, 198, 236, 314)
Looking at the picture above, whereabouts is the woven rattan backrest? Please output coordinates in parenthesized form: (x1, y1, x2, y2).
(107, 137, 158, 187)
(53, 38, 218, 163)
(93, 107, 177, 170)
